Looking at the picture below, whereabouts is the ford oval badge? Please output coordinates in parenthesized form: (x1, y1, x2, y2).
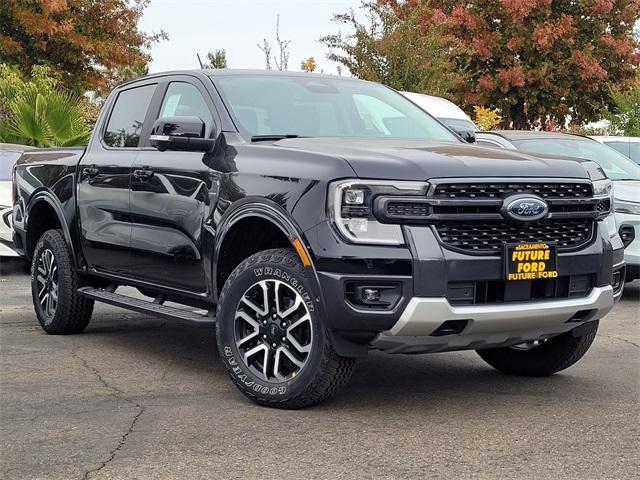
(503, 196, 549, 222)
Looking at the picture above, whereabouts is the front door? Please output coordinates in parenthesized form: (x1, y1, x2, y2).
(77, 82, 157, 274)
(129, 79, 217, 292)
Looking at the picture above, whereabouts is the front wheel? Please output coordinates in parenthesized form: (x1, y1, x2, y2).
(31, 229, 94, 334)
(476, 326, 598, 377)
(216, 248, 356, 409)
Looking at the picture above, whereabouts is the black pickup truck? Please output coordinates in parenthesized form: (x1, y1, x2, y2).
(12, 70, 625, 408)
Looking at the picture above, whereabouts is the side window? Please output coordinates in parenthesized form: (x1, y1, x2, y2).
(159, 82, 214, 134)
(104, 84, 156, 148)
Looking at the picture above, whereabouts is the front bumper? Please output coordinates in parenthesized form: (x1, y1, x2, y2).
(371, 286, 614, 354)
(304, 219, 624, 356)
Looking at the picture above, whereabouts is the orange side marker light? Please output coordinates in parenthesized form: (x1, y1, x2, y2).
(292, 238, 312, 267)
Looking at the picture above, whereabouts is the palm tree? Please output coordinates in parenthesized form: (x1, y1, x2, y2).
(0, 90, 91, 147)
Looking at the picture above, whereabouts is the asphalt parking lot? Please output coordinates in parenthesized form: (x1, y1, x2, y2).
(1, 258, 638, 480)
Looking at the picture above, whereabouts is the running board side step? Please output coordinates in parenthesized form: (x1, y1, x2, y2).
(78, 287, 215, 324)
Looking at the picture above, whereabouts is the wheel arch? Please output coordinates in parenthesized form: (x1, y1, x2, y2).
(25, 191, 76, 265)
(213, 200, 315, 299)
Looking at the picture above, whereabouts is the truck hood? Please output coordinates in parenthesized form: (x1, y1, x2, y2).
(274, 138, 591, 180)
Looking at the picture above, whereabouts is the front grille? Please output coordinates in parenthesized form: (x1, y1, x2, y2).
(447, 275, 594, 305)
(435, 219, 593, 252)
(433, 182, 592, 199)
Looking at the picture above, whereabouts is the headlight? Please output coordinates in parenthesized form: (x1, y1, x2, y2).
(614, 199, 640, 215)
(328, 179, 429, 245)
(592, 178, 613, 198)
(590, 178, 618, 237)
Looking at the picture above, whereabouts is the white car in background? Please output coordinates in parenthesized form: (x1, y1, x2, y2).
(401, 92, 478, 142)
(590, 136, 640, 165)
(1, 144, 31, 257)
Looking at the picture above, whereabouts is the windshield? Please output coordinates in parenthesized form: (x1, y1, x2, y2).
(513, 137, 640, 181)
(214, 75, 458, 142)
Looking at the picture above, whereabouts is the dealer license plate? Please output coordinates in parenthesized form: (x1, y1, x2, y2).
(505, 243, 558, 281)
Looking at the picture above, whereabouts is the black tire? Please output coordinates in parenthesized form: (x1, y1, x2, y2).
(476, 327, 598, 377)
(31, 229, 94, 334)
(216, 248, 356, 409)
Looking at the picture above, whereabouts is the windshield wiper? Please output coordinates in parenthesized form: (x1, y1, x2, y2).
(251, 134, 306, 142)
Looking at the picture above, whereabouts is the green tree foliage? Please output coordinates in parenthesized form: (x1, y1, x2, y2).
(607, 79, 640, 136)
(0, 0, 165, 93)
(321, 2, 462, 96)
(0, 64, 91, 147)
(203, 50, 228, 69)
(379, 0, 640, 128)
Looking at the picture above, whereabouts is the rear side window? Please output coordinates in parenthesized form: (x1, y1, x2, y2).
(104, 84, 156, 147)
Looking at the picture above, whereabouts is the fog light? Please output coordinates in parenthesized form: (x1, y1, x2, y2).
(611, 269, 624, 294)
(363, 288, 380, 303)
(346, 282, 402, 310)
(619, 224, 635, 248)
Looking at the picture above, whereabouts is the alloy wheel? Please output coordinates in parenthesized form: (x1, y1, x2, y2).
(36, 248, 58, 322)
(234, 279, 313, 383)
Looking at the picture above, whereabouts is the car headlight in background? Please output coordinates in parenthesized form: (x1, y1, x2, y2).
(592, 178, 613, 198)
(614, 199, 640, 215)
(328, 179, 429, 245)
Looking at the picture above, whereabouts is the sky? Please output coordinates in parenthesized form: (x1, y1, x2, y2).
(139, 0, 363, 75)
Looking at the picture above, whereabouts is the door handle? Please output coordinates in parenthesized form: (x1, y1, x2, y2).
(133, 168, 154, 180)
(82, 166, 99, 177)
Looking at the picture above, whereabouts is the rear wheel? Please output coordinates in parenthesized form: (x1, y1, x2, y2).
(31, 229, 93, 334)
(216, 248, 356, 409)
(476, 326, 598, 377)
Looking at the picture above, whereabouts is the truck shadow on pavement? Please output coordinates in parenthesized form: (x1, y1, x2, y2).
(75, 280, 638, 410)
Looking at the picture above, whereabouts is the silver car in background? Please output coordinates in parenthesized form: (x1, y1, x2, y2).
(1, 144, 31, 257)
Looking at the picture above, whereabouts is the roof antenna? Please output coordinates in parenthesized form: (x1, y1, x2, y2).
(196, 53, 204, 69)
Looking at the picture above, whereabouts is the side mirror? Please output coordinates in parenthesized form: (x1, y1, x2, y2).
(149, 116, 215, 152)
(456, 129, 476, 143)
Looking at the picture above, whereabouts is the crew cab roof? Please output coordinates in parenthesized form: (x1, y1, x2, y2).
(118, 68, 358, 89)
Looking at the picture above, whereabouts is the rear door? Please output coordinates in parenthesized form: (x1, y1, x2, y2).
(77, 82, 157, 274)
(129, 76, 218, 292)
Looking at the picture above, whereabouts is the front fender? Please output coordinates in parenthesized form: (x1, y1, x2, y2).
(211, 198, 368, 358)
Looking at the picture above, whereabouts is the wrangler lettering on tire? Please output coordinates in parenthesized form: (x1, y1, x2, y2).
(216, 248, 355, 409)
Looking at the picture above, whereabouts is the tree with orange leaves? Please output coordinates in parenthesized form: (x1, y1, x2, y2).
(327, 1, 639, 129)
(379, 0, 640, 128)
(0, 0, 166, 93)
